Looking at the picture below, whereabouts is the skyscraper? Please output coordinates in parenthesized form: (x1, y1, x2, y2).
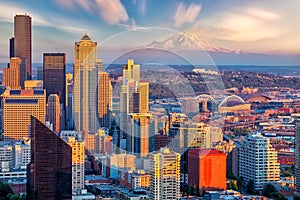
(120, 59, 150, 155)
(239, 133, 280, 190)
(3, 89, 46, 141)
(9, 37, 14, 58)
(3, 57, 26, 89)
(27, 116, 72, 199)
(98, 71, 112, 128)
(3, 58, 21, 90)
(46, 94, 61, 133)
(120, 59, 141, 135)
(149, 148, 180, 200)
(74, 34, 99, 131)
(67, 137, 85, 195)
(188, 149, 227, 195)
(138, 82, 149, 113)
(14, 14, 31, 80)
(127, 113, 152, 157)
(43, 53, 66, 108)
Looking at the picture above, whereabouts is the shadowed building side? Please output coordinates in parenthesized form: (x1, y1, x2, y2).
(27, 116, 72, 200)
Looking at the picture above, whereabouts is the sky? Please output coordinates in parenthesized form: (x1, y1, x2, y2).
(0, 0, 300, 65)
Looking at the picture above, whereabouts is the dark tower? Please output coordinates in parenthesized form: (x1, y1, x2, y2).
(14, 14, 31, 80)
(27, 116, 72, 200)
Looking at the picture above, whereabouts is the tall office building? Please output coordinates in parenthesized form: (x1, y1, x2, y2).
(120, 59, 150, 155)
(67, 137, 85, 195)
(74, 34, 99, 131)
(43, 53, 66, 106)
(188, 149, 227, 195)
(3, 90, 46, 141)
(138, 82, 149, 113)
(5, 89, 46, 122)
(0, 142, 14, 171)
(46, 94, 61, 133)
(3, 57, 26, 89)
(127, 113, 152, 157)
(27, 116, 72, 199)
(149, 148, 180, 200)
(120, 59, 141, 135)
(14, 14, 31, 80)
(295, 119, 300, 199)
(239, 133, 280, 190)
(98, 71, 112, 128)
(9, 37, 14, 58)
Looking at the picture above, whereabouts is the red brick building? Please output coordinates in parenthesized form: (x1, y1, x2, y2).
(188, 149, 226, 195)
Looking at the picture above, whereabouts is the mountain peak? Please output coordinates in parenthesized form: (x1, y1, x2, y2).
(146, 32, 243, 54)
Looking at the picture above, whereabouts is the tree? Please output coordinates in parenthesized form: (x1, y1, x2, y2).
(236, 177, 244, 192)
(0, 182, 13, 198)
(262, 183, 277, 198)
(270, 192, 287, 200)
(193, 184, 198, 196)
(227, 171, 236, 180)
(245, 180, 258, 195)
(231, 180, 238, 191)
(182, 185, 189, 196)
(187, 186, 193, 196)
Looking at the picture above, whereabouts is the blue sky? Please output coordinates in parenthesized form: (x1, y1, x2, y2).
(0, 0, 299, 65)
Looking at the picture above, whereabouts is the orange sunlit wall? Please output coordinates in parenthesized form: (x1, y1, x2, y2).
(188, 149, 226, 195)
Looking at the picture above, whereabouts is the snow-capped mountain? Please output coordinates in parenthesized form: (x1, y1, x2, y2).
(146, 32, 243, 54)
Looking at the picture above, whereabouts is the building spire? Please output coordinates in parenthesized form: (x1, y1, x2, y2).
(80, 33, 91, 41)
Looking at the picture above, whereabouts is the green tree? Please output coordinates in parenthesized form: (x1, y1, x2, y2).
(262, 183, 277, 198)
(183, 185, 188, 196)
(227, 171, 236, 180)
(270, 192, 287, 200)
(236, 177, 244, 192)
(0, 182, 14, 198)
(187, 186, 193, 196)
(193, 184, 198, 196)
(6, 194, 20, 200)
(231, 180, 238, 191)
(246, 180, 258, 195)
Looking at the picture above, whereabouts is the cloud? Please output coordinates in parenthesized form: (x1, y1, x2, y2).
(0, 3, 49, 26)
(216, 8, 281, 41)
(95, 0, 129, 24)
(53, 0, 129, 25)
(193, 8, 282, 42)
(53, 0, 76, 10)
(174, 2, 201, 28)
(0, 2, 89, 34)
(139, 0, 146, 16)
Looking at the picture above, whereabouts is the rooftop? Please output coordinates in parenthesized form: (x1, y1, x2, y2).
(80, 33, 91, 41)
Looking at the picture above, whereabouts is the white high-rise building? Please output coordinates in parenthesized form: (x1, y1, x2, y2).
(67, 137, 85, 195)
(0, 142, 30, 171)
(149, 148, 180, 200)
(0, 142, 14, 171)
(239, 133, 280, 190)
(14, 142, 30, 169)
